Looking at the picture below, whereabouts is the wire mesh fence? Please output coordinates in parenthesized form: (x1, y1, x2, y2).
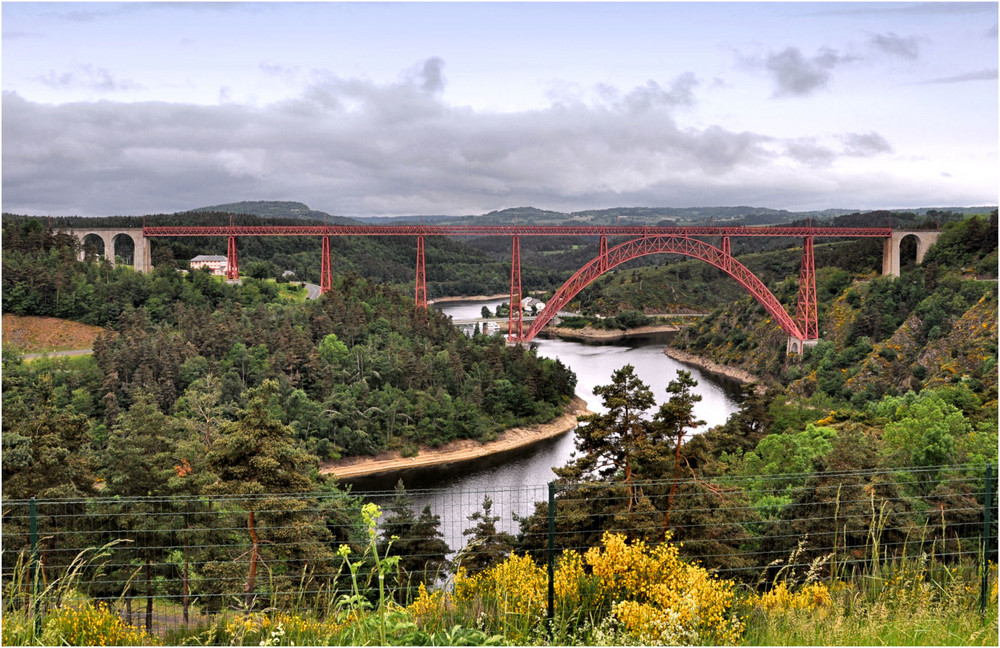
(2, 463, 996, 636)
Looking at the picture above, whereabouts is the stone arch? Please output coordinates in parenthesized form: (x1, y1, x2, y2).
(882, 230, 940, 277)
(112, 233, 136, 266)
(66, 228, 152, 272)
(81, 233, 105, 260)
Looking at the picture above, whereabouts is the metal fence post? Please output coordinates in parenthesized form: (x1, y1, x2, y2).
(547, 481, 555, 635)
(29, 497, 41, 635)
(982, 464, 994, 613)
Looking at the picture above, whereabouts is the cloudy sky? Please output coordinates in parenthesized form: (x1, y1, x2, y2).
(2, 1, 997, 218)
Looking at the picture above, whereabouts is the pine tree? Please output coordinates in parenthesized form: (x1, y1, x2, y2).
(572, 364, 654, 508)
(379, 481, 451, 597)
(458, 495, 515, 575)
(206, 380, 327, 609)
(652, 370, 704, 535)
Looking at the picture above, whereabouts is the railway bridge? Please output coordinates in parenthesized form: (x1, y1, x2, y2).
(64, 222, 940, 353)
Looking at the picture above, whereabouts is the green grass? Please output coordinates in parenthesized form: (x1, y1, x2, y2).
(4, 532, 996, 646)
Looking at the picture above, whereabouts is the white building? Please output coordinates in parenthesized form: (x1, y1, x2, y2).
(521, 297, 546, 311)
(190, 255, 228, 275)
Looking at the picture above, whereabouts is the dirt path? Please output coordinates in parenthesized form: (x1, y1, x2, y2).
(21, 348, 93, 360)
(319, 396, 591, 479)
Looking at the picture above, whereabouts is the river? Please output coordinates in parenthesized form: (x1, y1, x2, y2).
(344, 299, 742, 549)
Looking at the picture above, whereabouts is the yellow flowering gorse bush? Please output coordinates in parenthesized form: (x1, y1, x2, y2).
(585, 532, 743, 645)
(221, 610, 350, 645)
(757, 581, 833, 613)
(454, 552, 547, 617)
(41, 603, 161, 646)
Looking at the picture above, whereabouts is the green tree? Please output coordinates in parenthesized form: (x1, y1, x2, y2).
(378, 481, 451, 597)
(458, 495, 515, 575)
(100, 392, 181, 631)
(318, 332, 350, 367)
(206, 380, 321, 608)
(652, 370, 704, 535)
(572, 364, 654, 507)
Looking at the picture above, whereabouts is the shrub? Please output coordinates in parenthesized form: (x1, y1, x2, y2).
(41, 603, 161, 646)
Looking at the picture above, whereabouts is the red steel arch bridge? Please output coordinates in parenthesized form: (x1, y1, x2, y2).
(142, 223, 919, 352)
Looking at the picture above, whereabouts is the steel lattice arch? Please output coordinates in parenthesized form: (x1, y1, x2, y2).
(523, 235, 806, 342)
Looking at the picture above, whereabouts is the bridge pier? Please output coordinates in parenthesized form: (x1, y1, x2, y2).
(882, 230, 941, 277)
(320, 235, 332, 294)
(415, 235, 427, 310)
(786, 337, 819, 356)
(508, 235, 523, 343)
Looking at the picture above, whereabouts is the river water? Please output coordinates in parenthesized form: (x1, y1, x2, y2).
(345, 299, 742, 549)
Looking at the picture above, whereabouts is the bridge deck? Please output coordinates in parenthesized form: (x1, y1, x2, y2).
(143, 225, 894, 238)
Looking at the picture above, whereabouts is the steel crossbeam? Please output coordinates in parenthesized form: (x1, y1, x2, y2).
(524, 236, 806, 342)
(144, 225, 892, 238)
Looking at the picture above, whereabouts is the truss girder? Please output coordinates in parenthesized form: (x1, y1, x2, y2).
(144, 225, 892, 238)
(523, 235, 806, 342)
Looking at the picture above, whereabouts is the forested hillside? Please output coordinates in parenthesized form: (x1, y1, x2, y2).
(670, 212, 998, 396)
(2, 218, 576, 502)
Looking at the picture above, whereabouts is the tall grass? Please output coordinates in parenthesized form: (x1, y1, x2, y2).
(3, 509, 995, 646)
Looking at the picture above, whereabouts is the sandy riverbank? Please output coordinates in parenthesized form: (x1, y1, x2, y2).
(662, 347, 760, 385)
(319, 396, 592, 480)
(428, 294, 508, 304)
(543, 323, 681, 341)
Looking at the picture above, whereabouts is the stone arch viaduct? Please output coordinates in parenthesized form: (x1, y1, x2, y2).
(64, 227, 152, 273)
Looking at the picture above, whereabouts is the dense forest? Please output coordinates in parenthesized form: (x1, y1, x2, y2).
(2, 217, 577, 501)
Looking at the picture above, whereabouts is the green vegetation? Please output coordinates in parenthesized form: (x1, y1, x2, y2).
(2, 218, 577, 477)
(2, 504, 995, 646)
(2, 209, 997, 646)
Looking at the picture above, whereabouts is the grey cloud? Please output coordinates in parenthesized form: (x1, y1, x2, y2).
(560, 74, 699, 113)
(785, 140, 836, 166)
(259, 62, 301, 81)
(840, 132, 893, 157)
(625, 74, 699, 110)
(869, 32, 920, 60)
(919, 68, 998, 84)
(46, 2, 252, 23)
(0, 60, 972, 218)
(413, 57, 446, 94)
(762, 47, 853, 97)
(36, 65, 144, 93)
(988, 23, 998, 38)
(2, 30, 45, 40)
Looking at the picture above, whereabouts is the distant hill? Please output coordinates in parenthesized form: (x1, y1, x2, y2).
(352, 214, 463, 225)
(400, 205, 861, 227)
(186, 201, 358, 225)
